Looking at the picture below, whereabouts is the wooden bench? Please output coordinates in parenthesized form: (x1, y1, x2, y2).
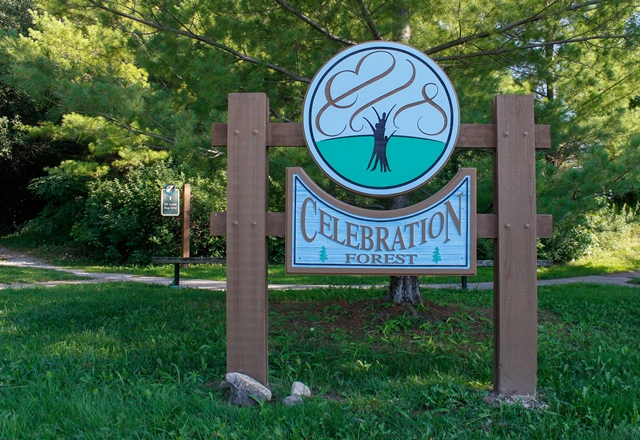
(151, 257, 225, 286)
(461, 259, 553, 289)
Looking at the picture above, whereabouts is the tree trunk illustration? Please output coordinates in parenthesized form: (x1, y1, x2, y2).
(364, 107, 395, 172)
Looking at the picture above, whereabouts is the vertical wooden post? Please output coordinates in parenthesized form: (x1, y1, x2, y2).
(225, 93, 269, 385)
(181, 183, 191, 267)
(493, 95, 538, 396)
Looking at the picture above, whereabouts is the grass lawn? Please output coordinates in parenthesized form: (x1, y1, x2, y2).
(0, 282, 639, 438)
(9, 233, 638, 285)
(0, 266, 89, 285)
(2, 225, 640, 286)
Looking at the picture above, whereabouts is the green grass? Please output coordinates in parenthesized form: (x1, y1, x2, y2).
(0, 282, 639, 438)
(20, 227, 637, 285)
(67, 263, 495, 285)
(0, 266, 88, 284)
(2, 224, 639, 287)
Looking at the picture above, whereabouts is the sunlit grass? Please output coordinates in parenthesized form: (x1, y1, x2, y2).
(538, 226, 640, 279)
(0, 266, 89, 284)
(0, 282, 639, 438)
(2, 224, 639, 286)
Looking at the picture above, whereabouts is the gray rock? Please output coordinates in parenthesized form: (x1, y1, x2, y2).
(224, 372, 272, 406)
(291, 381, 311, 397)
(282, 395, 303, 406)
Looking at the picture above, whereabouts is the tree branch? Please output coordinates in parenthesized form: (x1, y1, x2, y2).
(425, 0, 604, 56)
(432, 33, 632, 62)
(357, 0, 383, 40)
(86, 0, 311, 83)
(273, 0, 356, 45)
(92, 112, 176, 146)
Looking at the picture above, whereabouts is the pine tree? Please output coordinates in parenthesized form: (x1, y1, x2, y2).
(319, 246, 328, 263)
(433, 247, 442, 264)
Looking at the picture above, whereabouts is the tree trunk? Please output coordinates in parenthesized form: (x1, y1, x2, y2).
(385, 1, 422, 305)
(386, 194, 423, 304)
(388, 274, 422, 304)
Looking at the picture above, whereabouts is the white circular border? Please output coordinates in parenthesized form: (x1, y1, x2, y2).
(303, 41, 460, 197)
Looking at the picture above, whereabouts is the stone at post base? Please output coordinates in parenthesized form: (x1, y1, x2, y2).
(223, 372, 272, 406)
(291, 381, 311, 398)
(282, 395, 303, 406)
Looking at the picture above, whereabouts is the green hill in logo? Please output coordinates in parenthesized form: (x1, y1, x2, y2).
(316, 136, 447, 190)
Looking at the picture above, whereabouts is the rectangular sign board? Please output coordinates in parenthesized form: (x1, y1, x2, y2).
(286, 167, 476, 275)
(161, 185, 180, 216)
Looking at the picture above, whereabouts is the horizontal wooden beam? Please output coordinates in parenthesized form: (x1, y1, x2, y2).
(151, 257, 225, 264)
(211, 212, 553, 239)
(212, 122, 551, 150)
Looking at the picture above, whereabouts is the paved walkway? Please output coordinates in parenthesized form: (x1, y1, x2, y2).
(1, 246, 639, 291)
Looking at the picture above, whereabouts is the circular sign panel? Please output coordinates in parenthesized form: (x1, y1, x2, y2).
(303, 41, 460, 197)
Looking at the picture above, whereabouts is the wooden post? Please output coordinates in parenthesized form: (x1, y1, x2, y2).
(493, 95, 538, 396)
(181, 183, 191, 267)
(212, 93, 550, 392)
(225, 93, 270, 385)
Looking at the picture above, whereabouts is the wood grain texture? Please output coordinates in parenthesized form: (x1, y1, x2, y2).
(211, 122, 551, 149)
(225, 94, 269, 385)
(181, 184, 191, 261)
(211, 212, 552, 239)
(492, 95, 538, 396)
(212, 93, 551, 395)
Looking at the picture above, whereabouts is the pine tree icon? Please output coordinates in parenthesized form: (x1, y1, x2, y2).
(433, 247, 442, 264)
(319, 246, 328, 262)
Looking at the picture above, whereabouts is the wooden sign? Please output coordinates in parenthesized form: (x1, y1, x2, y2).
(287, 167, 476, 275)
(211, 92, 552, 396)
(303, 41, 460, 197)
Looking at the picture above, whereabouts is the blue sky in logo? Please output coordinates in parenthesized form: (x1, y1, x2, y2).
(306, 44, 458, 145)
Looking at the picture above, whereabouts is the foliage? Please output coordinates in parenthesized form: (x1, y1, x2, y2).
(0, 282, 639, 437)
(540, 208, 638, 262)
(0, 0, 80, 234)
(70, 161, 226, 264)
(0, 0, 34, 35)
(0, 0, 639, 263)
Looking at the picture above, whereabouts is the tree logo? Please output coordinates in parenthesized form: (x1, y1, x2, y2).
(303, 41, 460, 197)
(319, 246, 328, 262)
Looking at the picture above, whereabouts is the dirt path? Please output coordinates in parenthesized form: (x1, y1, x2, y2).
(1, 246, 639, 291)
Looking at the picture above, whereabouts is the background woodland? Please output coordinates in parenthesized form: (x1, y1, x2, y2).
(1, 0, 639, 264)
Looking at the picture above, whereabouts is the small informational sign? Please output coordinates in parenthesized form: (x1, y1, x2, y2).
(286, 168, 476, 275)
(303, 41, 460, 197)
(161, 184, 180, 216)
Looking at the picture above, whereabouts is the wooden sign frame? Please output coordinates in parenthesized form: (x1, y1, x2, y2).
(210, 93, 551, 397)
(286, 167, 477, 275)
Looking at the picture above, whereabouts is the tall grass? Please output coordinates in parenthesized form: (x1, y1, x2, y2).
(0, 282, 638, 438)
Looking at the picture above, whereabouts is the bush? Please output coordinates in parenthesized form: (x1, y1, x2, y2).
(71, 161, 226, 264)
(539, 210, 635, 263)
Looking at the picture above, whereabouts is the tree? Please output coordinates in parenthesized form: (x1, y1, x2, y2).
(0, 0, 67, 234)
(0, 0, 34, 34)
(319, 246, 328, 262)
(364, 107, 395, 172)
(5, 0, 640, 288)
(433, 247, 442, 264)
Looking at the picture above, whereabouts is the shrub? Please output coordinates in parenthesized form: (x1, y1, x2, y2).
(71, 161, 225, 264)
